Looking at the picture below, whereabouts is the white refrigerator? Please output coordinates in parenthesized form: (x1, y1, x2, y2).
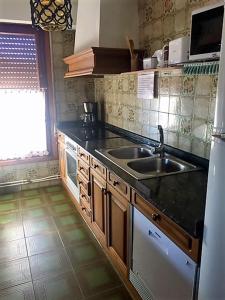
(198, 2, 225, 299)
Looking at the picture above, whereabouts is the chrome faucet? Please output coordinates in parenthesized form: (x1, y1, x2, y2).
(153, 125, 165, 158)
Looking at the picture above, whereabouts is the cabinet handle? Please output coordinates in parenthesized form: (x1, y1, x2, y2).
(80, 153, 84, 157)
(82, 207, 86, 211)
(102, 188, 107, 195)
(80, 167, 84, 171)
(113, 181, 119, 186)
(79, 181, 83, 185)
(152, 213, 160, 222)
(81, 194, 85, 198)
(94, 164, 98, 169)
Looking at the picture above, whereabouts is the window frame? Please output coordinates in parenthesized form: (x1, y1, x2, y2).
(0, 23, 57, 166)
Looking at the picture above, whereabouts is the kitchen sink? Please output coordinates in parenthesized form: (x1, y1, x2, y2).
(107, 146, 153, 159)
(95, 145, 200, 180)
(127, 157, 188, 175)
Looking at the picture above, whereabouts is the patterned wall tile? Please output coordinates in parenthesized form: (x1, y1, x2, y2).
(192, 119, 208, 140)
(180, 96, 194, 117)
(138, 0, 221, 55)
(180, 116, 192, 136)
(182, 76, 196, 96)
(194, 96, 210, 120)
(95, 68, 217, 159)
(169, 96, 181, 114)
(51, 31, 96, 123)
(178, 135, 192, 152)
(195, 76, 212, 97)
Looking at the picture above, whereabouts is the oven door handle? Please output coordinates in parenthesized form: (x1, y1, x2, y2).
(65, 147, 77, 159)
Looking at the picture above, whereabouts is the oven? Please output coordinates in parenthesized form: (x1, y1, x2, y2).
(65, 136, 79, 202)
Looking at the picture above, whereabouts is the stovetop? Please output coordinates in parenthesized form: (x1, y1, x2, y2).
(67, 126, 121, 141)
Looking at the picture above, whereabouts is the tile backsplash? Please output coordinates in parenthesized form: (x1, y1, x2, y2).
(138, 0, 222, 55)
(51, 31, 95, 122)
(95, 70, 217, 159)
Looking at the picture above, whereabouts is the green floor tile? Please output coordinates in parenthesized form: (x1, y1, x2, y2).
(0, 202, 18, 213)
(0, 185, 131, 299)
(0, 258, 31, 290)
(0, 282, 35, 300)
(21, 197, 46, 209)
(0, 224, 24, 242)
(22, 189, 41, 198)
(33, 272, 82, 300)
(76, 260, 121, 297)
(0, 239, 27, 263)
(45, 186, 64, 193)
(24, 218, 56, 237)
(54, 213, 83, 229)
(87, 287, 132, 300)
(60, 226, 92, 246)
(26, 232, 63, 256)
(49, 193, 68, 203)
(0, 194, 16, 202)
(0, 213, 21, 226)
(67, 240, 103, 268)
(29, 249, 72, 280)
(49, 203, 74, 215)
(22, 207, 50, 220)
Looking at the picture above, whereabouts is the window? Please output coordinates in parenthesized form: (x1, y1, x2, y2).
(0, 23, 56, 164)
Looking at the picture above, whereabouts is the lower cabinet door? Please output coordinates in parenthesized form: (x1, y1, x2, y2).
(90, 170, 107, 245)
(107, 184, 129, 270)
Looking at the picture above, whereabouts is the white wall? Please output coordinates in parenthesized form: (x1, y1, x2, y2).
(0, 0, 31, 23)
(0, 0, 78, 26)
(100, 0, 139, 49)
(74, 0, 101, 53)
(74, 0, 139, 53)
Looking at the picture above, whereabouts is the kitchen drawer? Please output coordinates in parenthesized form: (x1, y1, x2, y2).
(80, 186, 91, 210)
(78, 146, 90, 165)
(107, 171, 130, 200)
(78, 174, 91, 196)
(78, 159, 90, 180)
(80, 200, 92, 223)
(90, 157, 107, 180)
(132, 191, 200, 262)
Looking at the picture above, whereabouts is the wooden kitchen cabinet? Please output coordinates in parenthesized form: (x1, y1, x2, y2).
(107, 170, 131, 200)
(78, 146, 90, 165)
(106, 183, 129, 275)
(78, 159, 90, 180)
(90, 169, 107, 245)
(90, 156, 107, 180)
(132, 191, 200, 262)
(63, 47, 144, 78)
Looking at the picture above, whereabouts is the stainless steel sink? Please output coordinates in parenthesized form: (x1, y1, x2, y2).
(127, 157, 187, 175)
(107, 146, 153, 159)
(95, 145, 200, 180)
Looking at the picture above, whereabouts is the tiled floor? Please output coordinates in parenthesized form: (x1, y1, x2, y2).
(0, 185, 132, 300)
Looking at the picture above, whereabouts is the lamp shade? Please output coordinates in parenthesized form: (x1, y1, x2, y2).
(30, 0, 73, 31)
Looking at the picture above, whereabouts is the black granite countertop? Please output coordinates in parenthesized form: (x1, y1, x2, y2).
(58, 121, 208, 239)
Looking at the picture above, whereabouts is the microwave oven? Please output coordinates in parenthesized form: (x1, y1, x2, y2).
(189, 3, 224, 61)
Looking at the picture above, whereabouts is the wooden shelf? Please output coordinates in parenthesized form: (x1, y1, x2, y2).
(63, 47, 144, 78)
(122, 65, 183, 75)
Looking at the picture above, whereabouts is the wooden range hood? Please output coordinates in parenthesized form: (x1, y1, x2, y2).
(63, 47, 144, 78)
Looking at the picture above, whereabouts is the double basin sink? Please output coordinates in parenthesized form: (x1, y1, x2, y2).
(96, 145, 199, 180)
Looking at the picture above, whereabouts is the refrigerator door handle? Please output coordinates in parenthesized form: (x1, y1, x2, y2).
(212, 132, 225, 141)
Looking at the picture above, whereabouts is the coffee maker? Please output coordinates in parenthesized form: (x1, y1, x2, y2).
(81, 102, 98, 126)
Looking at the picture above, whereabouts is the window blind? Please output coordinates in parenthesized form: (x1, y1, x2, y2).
(0, 33, 40, 89)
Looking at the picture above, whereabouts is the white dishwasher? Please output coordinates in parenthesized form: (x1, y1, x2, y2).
(130, 208, 198, 300)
